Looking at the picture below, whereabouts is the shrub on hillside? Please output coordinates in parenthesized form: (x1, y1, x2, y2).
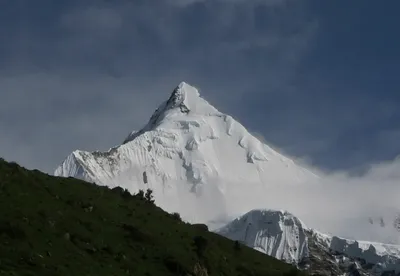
(145, 189, 154, 204)
(171, 212, 182, 222)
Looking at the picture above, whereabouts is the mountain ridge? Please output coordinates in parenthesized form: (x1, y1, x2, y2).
(122, 81, 220, 144)
(217, 209, 400, 275)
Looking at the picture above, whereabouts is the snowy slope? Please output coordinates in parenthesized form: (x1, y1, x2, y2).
(311, 230, 400, 275)
(217, 209, 400, 275)
(216, 209, 309, 264)
(55, 82, 317, 225)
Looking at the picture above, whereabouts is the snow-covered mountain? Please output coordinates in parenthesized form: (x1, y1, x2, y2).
(55, 81, 400, 274)
(217, 209, 400, 276)
(55, 82, 317, 226)
(216, 209, 309, 264)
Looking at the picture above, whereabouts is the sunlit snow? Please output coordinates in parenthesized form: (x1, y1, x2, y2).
(55, 82, 317, 225)
(55, 82, 400, 273)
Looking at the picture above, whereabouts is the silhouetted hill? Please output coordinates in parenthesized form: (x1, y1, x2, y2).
(0, 158, 303, 276)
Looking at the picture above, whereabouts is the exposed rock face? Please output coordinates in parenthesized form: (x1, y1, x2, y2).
(192, 263, 208, 276)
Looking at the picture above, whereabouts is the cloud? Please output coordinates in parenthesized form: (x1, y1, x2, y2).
(310, 162, 400, 244)
(60, 6, 122, 35)
(217, 157, 400, 244)
(1, 0, 400, 246)
(207, 130, 400, 244)
(0, 0, 316, 173)
(0, 72, 183, 172)
(167, 0, 289, 7)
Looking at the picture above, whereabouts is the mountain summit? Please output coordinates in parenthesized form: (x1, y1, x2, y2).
(123, 82, 219, 144)
(55, 82, 317, 226)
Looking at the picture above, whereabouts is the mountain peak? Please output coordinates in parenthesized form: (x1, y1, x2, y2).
(165, 81, 201, 112)
(56, 82, 317, 225)
(166, 81, 218, 115)
(123, 82, 219, 144)
(217, 209, 309, 264)
(176, 81, 199, 96)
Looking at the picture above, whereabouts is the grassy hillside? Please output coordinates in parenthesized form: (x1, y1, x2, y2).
(0, 158, 304, 276)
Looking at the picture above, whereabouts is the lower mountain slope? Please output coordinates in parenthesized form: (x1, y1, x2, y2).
(0, 158, 304, 276)
(216, 210, 400, 276)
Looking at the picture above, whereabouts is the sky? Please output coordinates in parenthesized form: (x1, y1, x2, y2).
(1, 0, 400, 243)
(1, 0, 399, 174)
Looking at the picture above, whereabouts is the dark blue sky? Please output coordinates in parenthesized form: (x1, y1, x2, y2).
(1, 0, 399, 174)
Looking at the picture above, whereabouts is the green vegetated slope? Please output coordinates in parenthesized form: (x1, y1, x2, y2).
(0, 159, 304, 276)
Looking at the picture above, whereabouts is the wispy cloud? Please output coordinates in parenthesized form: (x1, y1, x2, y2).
(208, 157, 400, 244)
